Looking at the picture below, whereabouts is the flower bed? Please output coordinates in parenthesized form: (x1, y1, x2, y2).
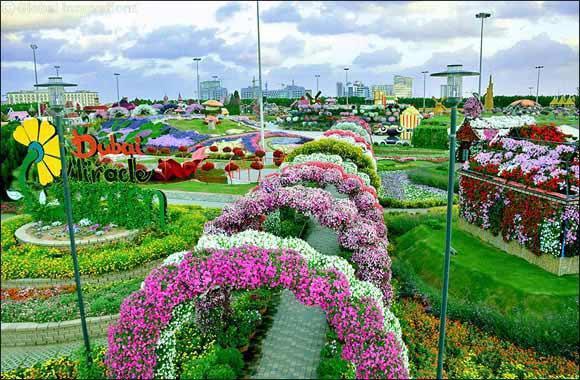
(107, 246, 408, 379)
(1, 206, 219, 279)
(464, 138, 578, 195)
(459, 175, 578, 257)
(395, 298, 579, 379)
(380, 171, 446, 203)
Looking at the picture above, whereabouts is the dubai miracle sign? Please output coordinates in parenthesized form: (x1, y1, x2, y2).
(68, 130, 153, 183)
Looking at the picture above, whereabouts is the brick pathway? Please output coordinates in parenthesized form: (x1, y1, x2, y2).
(250, 218, 340, 379)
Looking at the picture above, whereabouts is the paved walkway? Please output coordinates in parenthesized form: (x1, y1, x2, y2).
(251, 219, 339, 379)
(1, 337, 108, 372)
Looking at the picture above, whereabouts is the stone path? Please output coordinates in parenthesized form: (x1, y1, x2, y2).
(1, 337, 108, 372)
(250, 219, 339, 379)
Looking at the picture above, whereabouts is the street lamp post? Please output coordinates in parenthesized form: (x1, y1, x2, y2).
(528, 86, 534, 96)
(193, 57, 202, 103)
(430, 64, 479, 380)
(30, 44, 41, 117)
(114, 73, 120, 106)
(475, 12, 491, 96)
(256, 0, 265, 150)
(34, 76, 92, 361)
(421, 70, 429, 112)
(535, 65, 544, 104)
(315, 74, 320, 93)
(344, 67, 349, 105)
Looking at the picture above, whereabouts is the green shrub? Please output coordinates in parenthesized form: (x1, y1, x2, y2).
(22, 180, 166, 229)
(286, 138, 381, 189)
(181, 356, 214, 379)
(215, 347, 244, 376)
(383, 209, 446, 238)
(411, 126, 449, 149)
(206, 365, 236, 379)
(1, 121, 28, 200)
(379, 196, 455, 209)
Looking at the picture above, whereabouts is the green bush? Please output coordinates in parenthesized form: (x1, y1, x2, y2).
(383, 209, 446, 238)
(206, 365, 236, 379)
(1, 121, 28, 200)
(379, 196, 455, 209)
(285, 138, 381, 189)
(411, 126, 449, 149)
(22, 181, 166, 229)
(215, 348, 244, 376)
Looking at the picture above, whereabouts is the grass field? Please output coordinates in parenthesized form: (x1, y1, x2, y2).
(142, 180, 256, 195)
(373, 144, 449, 158)
(387, 210, 579, 356)
(164, 118, 254, 135)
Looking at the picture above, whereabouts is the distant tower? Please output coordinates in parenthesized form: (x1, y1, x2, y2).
(163, 94, 169, 104)
(178, 92, 182, 102)
(484, 75, 494, 110)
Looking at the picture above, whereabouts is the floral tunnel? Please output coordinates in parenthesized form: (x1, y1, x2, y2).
(107, 245, 409, 379)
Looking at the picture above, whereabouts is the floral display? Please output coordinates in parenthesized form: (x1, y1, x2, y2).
(465, 115, 536, 141)
(107, 246, 408, 379)
(459, 176, 579, 256)
(324, 130, 372, 151)
(462, 96, 483, 119)
(331, 121, 373, 143)
(1, 285, 76, 302)
(465, 137, 578, 195)
(204, 185, 392, 301)
(515, 124, 573, 143)
(380, 171, 446, 202)
(30, 219, 119, 239)
(107, 106, 130, 118)
(131, 104, 159, 117)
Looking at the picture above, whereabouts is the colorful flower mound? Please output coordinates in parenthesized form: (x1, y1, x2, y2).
(463, 96, 483, 119)
(324, 129, 373, 152)
(201, 132, 312, 153)
(340, 116, 373, 134)
(107, 247, 409, 379)
(465, 137, 579, 195)
(331, 121, 373, 144)
(204, 185, 392, 302)
(515, 124, 573, 143)
(13, 118, 61, 186)
(459, 176, 579, 257)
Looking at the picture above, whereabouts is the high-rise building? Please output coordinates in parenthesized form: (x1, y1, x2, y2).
(345, 81, 371, 99)
(6, 90, 100, 106)
(393, 75, 413, 98)
(371, 84, 394, 96)
(336, 82, 344, 97)
(200, 80, 228, 101)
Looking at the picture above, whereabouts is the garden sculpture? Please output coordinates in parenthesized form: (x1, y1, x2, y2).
(432, 96, 448, 114)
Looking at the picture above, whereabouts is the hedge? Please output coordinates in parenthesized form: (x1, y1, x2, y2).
(285, 138, 381, 189)
(411, 126, 449, 149)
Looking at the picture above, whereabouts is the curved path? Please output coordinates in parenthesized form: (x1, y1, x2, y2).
(250, 217, 340, 379)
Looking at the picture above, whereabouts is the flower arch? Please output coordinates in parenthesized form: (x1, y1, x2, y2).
(204, 185, 392, 301)
(107, 246, 409, 379)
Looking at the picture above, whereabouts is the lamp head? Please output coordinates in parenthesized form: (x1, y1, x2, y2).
(35, 76, 77, 111)
(431, 64, 479, 103)
(476, 12, 491, 18)
(30, 44, 38, 50)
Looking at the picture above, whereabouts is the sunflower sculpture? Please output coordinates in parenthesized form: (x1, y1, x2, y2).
(13, 118, 62, 186)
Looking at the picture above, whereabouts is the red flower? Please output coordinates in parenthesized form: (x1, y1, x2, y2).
(273, 149, 284, 158)
(250, 161, 264, 170)
(223, 147, 232, 153)
(233, 148, 245, 157)
(224, 163, 239, 172)
(178, 146, 188, 152)
(209, 145, 219, 152)
(146, 146, 157, 154)
(255, 149, 266, 158)
(201, 162, 215, 171)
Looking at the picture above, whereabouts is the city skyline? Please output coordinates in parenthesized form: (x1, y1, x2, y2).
(1, 1, 578, 102)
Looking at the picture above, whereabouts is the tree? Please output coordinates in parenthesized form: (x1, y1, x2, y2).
(233, 90, 241, 105)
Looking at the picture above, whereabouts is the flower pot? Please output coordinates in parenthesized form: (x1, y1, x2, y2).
(238, 344, 249, 353)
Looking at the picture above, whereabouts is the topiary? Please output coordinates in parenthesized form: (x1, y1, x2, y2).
(1, 121, 28, 200)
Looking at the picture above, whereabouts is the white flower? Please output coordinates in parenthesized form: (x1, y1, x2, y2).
(51, 221, 63, 227)
(78, 218, 92, 227)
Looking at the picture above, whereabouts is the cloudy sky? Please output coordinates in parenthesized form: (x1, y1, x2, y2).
(1, 1, 579, 102)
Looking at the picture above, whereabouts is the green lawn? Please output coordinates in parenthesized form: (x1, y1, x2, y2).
(373, 144, 449, 158)
(164, 118, 254, 135)
(394, 222, 579, 319)
(142, 180, 256, 195)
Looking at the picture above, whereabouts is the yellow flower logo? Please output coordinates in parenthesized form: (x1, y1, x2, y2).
(13, 119, 62, 186)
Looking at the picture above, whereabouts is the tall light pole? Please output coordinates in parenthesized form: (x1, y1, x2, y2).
(344, 67, 349, 105)
(315, 74, 320, 93)
(114, 73, 120, 106)
(30, 44, 41, 117)
(431, 64, 479, 380)
(421, 70, 429, 112)
(35, 76, 92, 362)
(193, 57, 202, 103)
(528, 86, 534, 96)
(256, 1, 265, 150)
(535, 65, 544, 104)
(54, 65, 60, 77)
(475, 12, 491, 96)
